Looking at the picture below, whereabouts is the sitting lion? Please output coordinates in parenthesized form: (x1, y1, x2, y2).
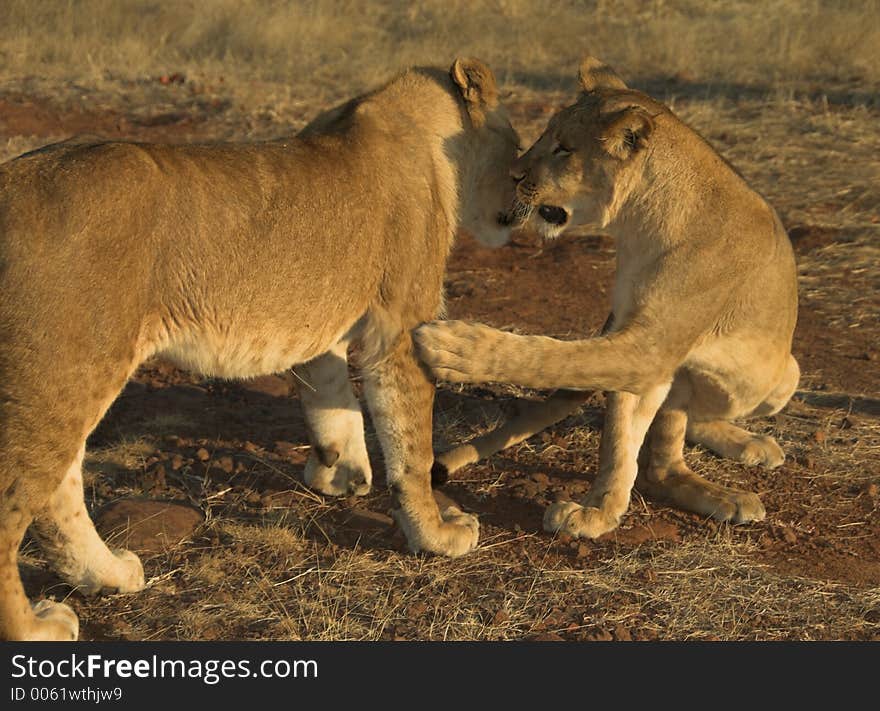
(416, 56, 799, 541)
(0, 58, 521, 640)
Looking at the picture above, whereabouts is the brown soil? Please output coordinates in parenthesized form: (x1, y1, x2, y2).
(4, 87, 879, 641)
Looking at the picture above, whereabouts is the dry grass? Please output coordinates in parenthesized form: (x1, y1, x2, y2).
(3, 2, 879, 641)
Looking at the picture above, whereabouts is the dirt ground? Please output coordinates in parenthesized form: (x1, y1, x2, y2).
(3, 74, 879, 641)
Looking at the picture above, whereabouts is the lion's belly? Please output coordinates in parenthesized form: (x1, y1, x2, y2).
(158, 321, 351, 379)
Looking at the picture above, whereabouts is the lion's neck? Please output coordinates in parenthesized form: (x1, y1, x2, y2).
(606, 137, 745, 251)
(361, 70, 471, 238)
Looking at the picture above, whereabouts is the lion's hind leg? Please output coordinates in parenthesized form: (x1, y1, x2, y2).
(433, 390, 589, 483)
(685, 354, 799, 469)
(637, 409, 766, 524)
(686, 420, 784, 468)
(0, 450, 80, 641)
(297, 339, 372, 497)
(30, 447, 145, 596)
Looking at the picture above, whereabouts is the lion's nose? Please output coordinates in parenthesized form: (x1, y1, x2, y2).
(510, 163, 526, 182)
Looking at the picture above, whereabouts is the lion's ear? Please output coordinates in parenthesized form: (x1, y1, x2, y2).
(450, 57, 499, 126)
(578, 55, 627, 92)
(600, 107, 653, 159)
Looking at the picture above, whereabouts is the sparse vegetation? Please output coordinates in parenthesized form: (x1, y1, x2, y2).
(3, 1, 879, 640)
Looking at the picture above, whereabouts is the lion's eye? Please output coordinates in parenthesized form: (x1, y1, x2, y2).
(553, 144, 572, 156)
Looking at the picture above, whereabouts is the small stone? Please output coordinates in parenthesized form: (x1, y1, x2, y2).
(865, 483, 879, 498)
(576, 543, 590, 558)
(196, 448, 211, 461)
(215, 456, 235, 474)
(492, 609, 510, 625)
(408, 602, 428, 617)
(94, 499, 203, 554)
(813, 430, 827, 444)
(170, 454, 185, 471)
(585, 628, 613, 642)
(782, 527, 798, 544)
(143, 464, 166, 492)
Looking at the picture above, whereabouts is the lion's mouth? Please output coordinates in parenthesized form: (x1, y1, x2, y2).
(537, 204, 569, 227)
(498, 198, 533, 227)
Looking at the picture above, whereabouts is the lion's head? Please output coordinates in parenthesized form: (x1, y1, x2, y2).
(448, 57, 522, 248)
(505, 56, 668, 240)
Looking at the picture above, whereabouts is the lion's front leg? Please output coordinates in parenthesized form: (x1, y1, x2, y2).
(297, 340, 372, 497)
(544, 385, 670, 538)
(363, 335, 479, 557)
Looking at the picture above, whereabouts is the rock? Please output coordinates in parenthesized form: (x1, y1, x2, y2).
(142, 464, 166, 493)
(274, 441, 308, 464)
(613, 624, 632, 641)
(196, 448, 210, 461)
(492, 609, 510, 625)
(94, 499, 203, 554)
(170, 454, 185, 471)
(408, 602, 428, 617)
(585, 628, 614, 641)
(813, 430, 827, 444)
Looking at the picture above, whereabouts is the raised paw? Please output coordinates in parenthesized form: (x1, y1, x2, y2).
(543, 501, 619, 539)
(739, 435, 785, 469)
(27, 600, 79, 641)
(393, 505, 480, 557)
(413, 320, 501, 384)
(304, 444, 372, 497)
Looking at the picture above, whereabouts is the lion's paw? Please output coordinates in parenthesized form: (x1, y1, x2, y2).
(543, 501, 618, 539)
(713, 490, 766, 524)
(413, 321, 501, 384)
(393, 505, 480, 557)
(739, 435, 785, 469)
(304, 443, 372, 497)
(75, 548, 145, 596)
(26, 600, 79, 641)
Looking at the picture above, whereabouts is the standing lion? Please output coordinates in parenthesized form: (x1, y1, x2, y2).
(0, 59, 520, 640)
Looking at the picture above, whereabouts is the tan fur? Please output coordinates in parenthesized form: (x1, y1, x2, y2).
(0, 59, 520, 640)
(416, 56, 799, 540)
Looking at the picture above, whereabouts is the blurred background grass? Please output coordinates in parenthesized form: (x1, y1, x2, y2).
(1, 0, 878, 102)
